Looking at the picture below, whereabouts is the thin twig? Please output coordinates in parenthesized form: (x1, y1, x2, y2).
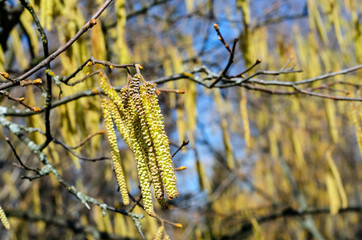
(53, 138, 111, 162)
(174, 166, 187, 171)
(274, 57, 295, 81)
(61, 57, 136, 85)
(62, 57, 95, 84)
(239, 84, 296, 95)
(210, 38, 239, 87)
(4, 136, 40, 174)
(71, 130, 105, 149)
(234, 205, 362, 238)
(127, 192, 144, 212)
(65, 70, 102, 86)
(0, 72, 16, 83)
(242, 64, 362, 86)
(172, 140, 190, 158)
(0, 90, 41, 112)
(92, 59, 135, 69)
(231, 58, 262, 78)
(156, 215, 183, 228)
(213, 24, 232, 53)
(4, 87, 105, 117)
(234, 68, 303, 85)
(19, 78, 42, 87)
(293, 85, 362, 101)
(4, 209, 135, 239)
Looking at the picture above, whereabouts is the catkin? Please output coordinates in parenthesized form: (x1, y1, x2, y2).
(99, 73, 178, 216)
(0, 205, 10, 230)
(108, 99, 132, 149)
(135, 145, 156, 217)
(133, 85, 167, 208)
(153, 226, 164, 240)
(142, 83, 178, 200)
(101, 99, 129, 205)
(128, 77, 164, 214)
(99, 74, 124, 112)
(122, 85, 158, 216)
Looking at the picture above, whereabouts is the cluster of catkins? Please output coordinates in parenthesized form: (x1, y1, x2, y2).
(99, 72, 178, 217)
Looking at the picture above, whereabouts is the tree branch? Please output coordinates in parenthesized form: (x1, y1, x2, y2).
(53, 138, 111, 162)
(4, 209, 138, 240)
(231, 205, 362, 238)
(2, 61, 362, 118)
(20, 0, 54, 150)
(0, 0, 114, 91)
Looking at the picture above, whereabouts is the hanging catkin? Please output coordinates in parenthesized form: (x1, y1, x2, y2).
(0, 205, 10, 230)
(141, 82, 178, 200)
(99, 72, 178, 216)
(101, 98, 129, 205)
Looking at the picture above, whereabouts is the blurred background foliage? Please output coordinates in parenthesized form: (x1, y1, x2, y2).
(0, 0, 361, 239)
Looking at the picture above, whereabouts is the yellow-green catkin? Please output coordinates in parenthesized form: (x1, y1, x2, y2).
(99, 73, 124, 112)
(163, 233, 171, 240)
(142, 82, 178, 200)
(108, 99, 132, 149)
(123, 85, 159, 215)
(153, 226, 164, 240)
(125, 81, 167, 209)
(127, 77, 156, 216)
(119, 87, 139, 153)
(101, 98, 129, 205)
(136, 154, 156, 217)
(99, 72, 178, 215)
(139, 84, 168, 208)
(0, 205, 10, 230)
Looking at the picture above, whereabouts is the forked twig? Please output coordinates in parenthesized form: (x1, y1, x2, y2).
(5, 136, 41, 181)
(210, 37, 239, 88)
(0, 91, 41, 112)
(231, 58, 262, 78)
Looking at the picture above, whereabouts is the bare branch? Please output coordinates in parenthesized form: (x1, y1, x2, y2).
(231, 58, 262, 78)
(63, 70, 102, 87)
(0, 0, 114, 91)
(172, 140, 190, 158)
(4, 136, 40, 174)
(61, 57, 135, 85)
(4, 209, 139, 239)
(209, 38, 239, 88)
(213, 24, 232, 53)
(243, 64, 362, 86)
(0, 90, 41, 112)
(233, 205, 362, 237)
(53, 138, 111, 162)
(71, 130, 105, 149)
(293, 85, 362, 101)
(20, 0, 53, 150)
